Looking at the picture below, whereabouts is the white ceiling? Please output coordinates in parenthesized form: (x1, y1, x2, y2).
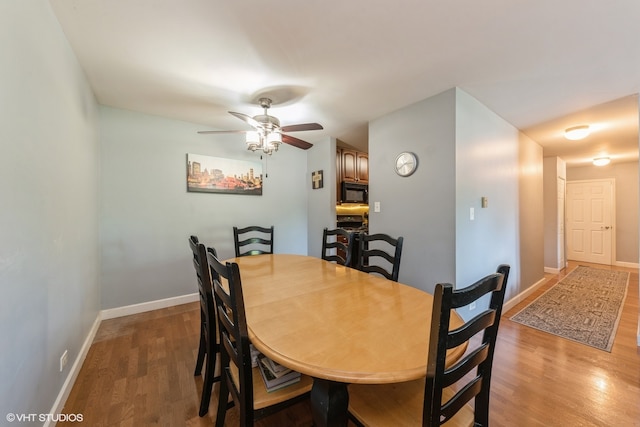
(49, 0, 640, 165)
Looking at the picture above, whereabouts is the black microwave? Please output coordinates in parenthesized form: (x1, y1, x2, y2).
(341, 182, 368, 204)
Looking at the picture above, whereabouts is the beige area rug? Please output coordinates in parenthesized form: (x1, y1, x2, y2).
(510, 266, 629, 352)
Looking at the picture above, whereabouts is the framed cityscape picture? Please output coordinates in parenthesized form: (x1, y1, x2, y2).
(186, 153, 263, 195)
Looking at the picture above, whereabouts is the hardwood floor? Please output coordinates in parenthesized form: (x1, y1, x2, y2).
(59, 261, 639, 426)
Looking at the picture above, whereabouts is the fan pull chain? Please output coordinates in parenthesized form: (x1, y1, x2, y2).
(262, 155, 268, 178)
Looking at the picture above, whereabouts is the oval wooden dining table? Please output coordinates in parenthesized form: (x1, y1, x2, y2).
(228, 254, 466, 427)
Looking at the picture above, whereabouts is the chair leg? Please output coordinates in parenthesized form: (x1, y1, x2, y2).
(214, 370, 229, 427)
(194, 322, 206, 376)
(199, 345, 218, 417)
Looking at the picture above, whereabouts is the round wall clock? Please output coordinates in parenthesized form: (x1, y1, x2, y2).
(394, 152, 418, 177)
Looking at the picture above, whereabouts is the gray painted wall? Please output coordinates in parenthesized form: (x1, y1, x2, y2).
(99, 106, 311, 309)
(454, 89, 528, 318)
(307, 137, 339, 257)
(566, 161, 639, 264)
(1, 1, 100, 422)
(369, 88, 544, 320)
(368, 89, 457, 294)
(518, 132, 545, 295)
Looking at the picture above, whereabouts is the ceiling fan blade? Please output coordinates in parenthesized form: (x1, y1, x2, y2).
(197, 130, 247, 134)
(282, 134, 313, 150)
(229, 111, 261, 129)
(281, 123, 324, 132)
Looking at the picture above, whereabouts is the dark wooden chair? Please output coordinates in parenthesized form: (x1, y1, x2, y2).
(321, 227, 355, 266)
(348, 264, 511, 427)
(188, 235, 221, 417)
(356, 232, 404, 281)
(206, 249, 313, 427)
(233, 226, 274, 257)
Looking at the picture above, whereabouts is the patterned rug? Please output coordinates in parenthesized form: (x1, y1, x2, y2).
(510, 266, 629, 352)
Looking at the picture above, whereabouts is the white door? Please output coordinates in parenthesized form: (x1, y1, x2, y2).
(566, 179, 614, 265)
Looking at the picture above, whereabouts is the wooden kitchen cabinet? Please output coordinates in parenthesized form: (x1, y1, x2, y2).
(339, 149, 368, 183)
(356, 152, 369, 183)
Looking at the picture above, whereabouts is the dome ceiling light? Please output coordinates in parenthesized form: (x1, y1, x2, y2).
(564, 125, 590, 140)
(593, 157, 610, 166)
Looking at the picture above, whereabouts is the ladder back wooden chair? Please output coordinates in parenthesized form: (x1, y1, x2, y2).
(188, 235, 221, 416)
(348, 264, 511, 427)
(206, 249, 313, 427)
(321, 227, 355, 266)
(356, 232, 404, 281)
(233, 225, 274, 257)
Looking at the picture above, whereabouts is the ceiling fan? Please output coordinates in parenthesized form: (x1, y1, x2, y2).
(198, 97, 323, 154)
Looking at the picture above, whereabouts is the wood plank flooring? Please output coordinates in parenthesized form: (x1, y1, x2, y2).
(59, 261, 639, 426)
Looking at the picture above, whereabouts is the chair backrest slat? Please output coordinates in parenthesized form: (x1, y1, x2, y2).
(440, 377, 482, 421)
(442, 344, 489, 387)
(447, 310, 496, 348)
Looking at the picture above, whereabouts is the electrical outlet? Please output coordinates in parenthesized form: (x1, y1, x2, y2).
(60, 350, 68, 372)
(469, 301, 477, 310)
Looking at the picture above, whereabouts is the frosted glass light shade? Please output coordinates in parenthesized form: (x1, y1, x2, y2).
(564, 125, 590, 140)
(246, 131, 260, 151)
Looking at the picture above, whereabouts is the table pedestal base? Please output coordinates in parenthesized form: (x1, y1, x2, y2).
(310, 379, 349, 427)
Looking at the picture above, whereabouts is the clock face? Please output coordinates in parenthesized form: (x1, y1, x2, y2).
(395, 152, 417, 177)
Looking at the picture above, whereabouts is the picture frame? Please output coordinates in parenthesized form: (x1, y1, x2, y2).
(187, 153, 263, 195)
(312, 170, 324, 189)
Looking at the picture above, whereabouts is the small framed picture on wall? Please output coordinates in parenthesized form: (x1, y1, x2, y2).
(311, 170, 323, 189)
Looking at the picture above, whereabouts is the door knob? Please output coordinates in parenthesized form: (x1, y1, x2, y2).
(601, 226, 611, 230)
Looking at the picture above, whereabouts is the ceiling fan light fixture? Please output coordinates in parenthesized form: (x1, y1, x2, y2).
(266, 131, 282, 144)
(265, 131, 282, 153)
(593, 157, 610, 166)
(564, 125, 590, 140)
(246, 131, 260, 151)
(200, 97, 320, 153)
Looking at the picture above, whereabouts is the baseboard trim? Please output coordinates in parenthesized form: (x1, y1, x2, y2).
(614, 260, 639, 269)
(548, 261, 638, 271)
(101, 293, 199, 320)
(45, 313, 101, 427)
(503, 276, 548, 314)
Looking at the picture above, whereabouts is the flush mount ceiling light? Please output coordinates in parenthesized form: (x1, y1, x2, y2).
(593, 157, 610, 166)
(564, 125, 590, 140)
